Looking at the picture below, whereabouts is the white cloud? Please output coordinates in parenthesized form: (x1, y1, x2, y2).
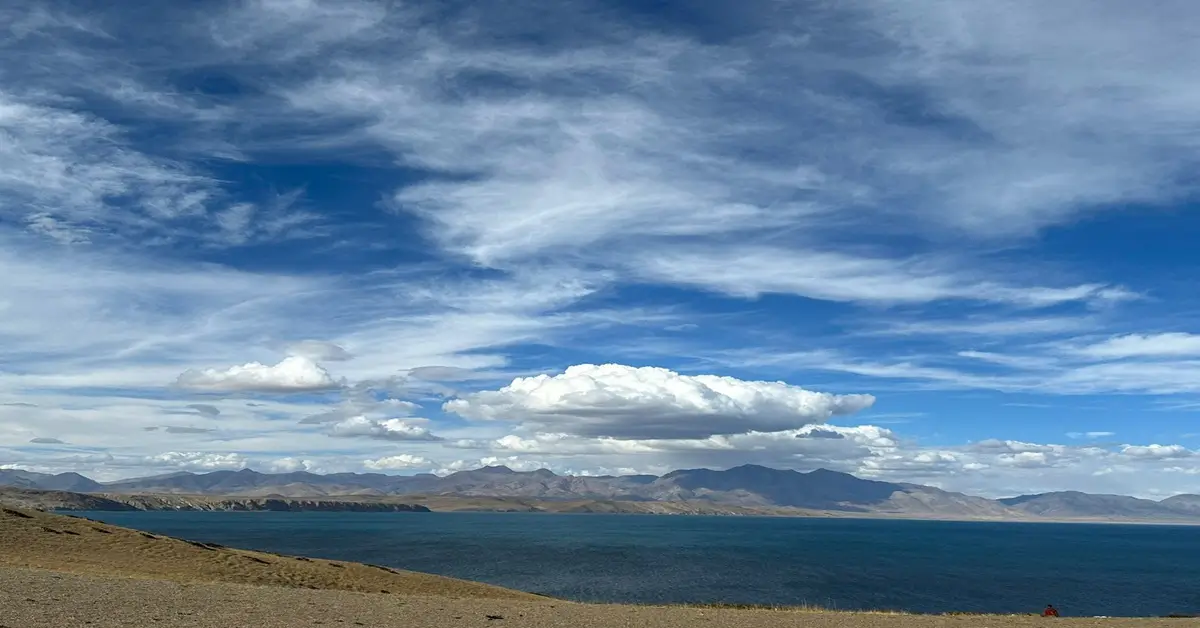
(0, 93, 215, 244)
(968, 440, 1063, 455)
(1075, 333, 1200, 359)
(209, 0, 387, 59)
(265, 457, 316, 473)
(363, 454, 431, 471)
(175, 356, 340, 393)
(285, 340, 354, 362)
(1120, 444, 1194, 460)
(632, 246, 1131, 307)
(2, 0, 1199, 500)
(1067, 431, 1116, 439)
(859, 316, 1096, 338)
(328, 416, 443, 441)
(994, 452, 1051, 469)
(467, 424, 899, 467)
(733, 345, 1200, 397)
(445, 363, 875, 439)
(406, 366, 480, 381)
(145, 451, 249, 470)
(250, 0, 1157, 319)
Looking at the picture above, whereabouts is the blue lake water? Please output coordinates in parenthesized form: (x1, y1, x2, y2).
(77, 512, 1200, 617)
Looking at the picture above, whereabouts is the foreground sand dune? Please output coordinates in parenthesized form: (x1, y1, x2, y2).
(0, 507, 1187, 627)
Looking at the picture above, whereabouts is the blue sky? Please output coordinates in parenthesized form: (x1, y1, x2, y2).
(2, 0, 1199, 497)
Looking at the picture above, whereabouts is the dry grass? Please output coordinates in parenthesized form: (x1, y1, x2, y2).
(5, 567, 1189, 628)
(0, 506, 536, 600)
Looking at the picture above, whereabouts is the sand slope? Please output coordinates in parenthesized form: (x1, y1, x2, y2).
(0, 506, 534, 599)
(2, 566, 1187, 628)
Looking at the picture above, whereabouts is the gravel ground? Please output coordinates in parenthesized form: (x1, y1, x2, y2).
(0, 567, 1189, 628)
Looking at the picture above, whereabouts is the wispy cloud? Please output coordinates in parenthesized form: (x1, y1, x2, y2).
(1066, 431, 1116, 440)
(1, 0, 1199, 497)
(631, 246, 1130, 306)
(1072, 333, 1200, 359)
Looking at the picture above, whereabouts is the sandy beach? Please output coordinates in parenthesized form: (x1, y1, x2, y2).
(0, 507, 1187, 627)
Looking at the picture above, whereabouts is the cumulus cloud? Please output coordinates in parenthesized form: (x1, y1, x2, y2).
(144, 451, 248, 470)
(445, 364, 875, 439)
(448, 424, 900, 476)
(994, 452, 1052, 469)
(328, 416, 443, 441)
(1121, 444, 1194, 460)
(185, 404, 221, 416)
(175, 356, 340, 393)
(265, 457, 316, 473)
(363, 454, 431, 471)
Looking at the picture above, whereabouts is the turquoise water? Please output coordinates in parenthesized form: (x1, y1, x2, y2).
(78, 512, 1200, 617)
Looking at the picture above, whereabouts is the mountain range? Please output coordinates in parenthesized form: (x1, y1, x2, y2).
(2, 464, 1198, 522)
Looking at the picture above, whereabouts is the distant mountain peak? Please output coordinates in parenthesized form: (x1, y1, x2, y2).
(478, 465, 514, 474)
(727, 463, 785, 473)
(806, 468, 854, 478)
(3, 464, 1199, 522)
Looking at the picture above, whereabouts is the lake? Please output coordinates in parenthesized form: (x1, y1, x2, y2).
(77, 511, 1200, 617)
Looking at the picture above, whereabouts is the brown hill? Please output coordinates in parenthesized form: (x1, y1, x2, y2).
(0, 506, 535, 600)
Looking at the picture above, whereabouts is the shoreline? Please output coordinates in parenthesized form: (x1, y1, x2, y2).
(2, 507, 1194, 626)
(64, 502, 1200, 527)
(8, 485, 1200, 526)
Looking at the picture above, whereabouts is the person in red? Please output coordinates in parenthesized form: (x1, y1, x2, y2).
(1043, 604, 1060, 617)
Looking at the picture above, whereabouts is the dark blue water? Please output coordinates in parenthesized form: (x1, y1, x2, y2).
(76, 512, 1200, 617)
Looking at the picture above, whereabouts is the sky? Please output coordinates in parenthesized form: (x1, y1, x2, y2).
(2, 0, 1200, 499)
